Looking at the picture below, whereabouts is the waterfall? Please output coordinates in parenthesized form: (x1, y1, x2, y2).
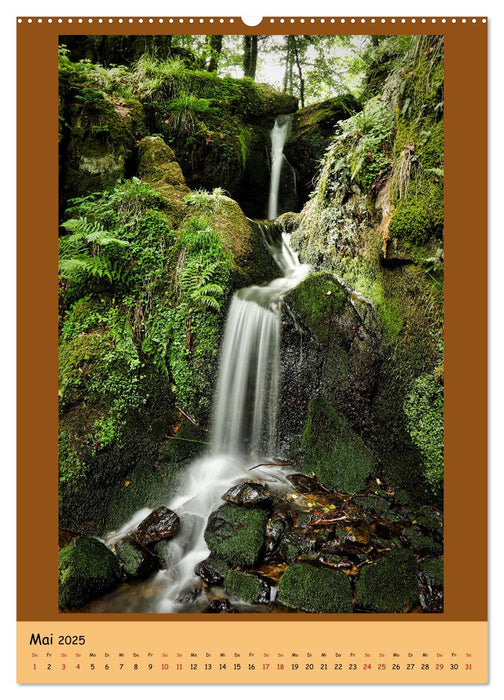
(144, 225, 309, 612)
(267, 114, 293, 220)
(105, 174, 308, 612)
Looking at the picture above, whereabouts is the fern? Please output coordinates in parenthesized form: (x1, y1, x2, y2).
(59, 217, 129, 284)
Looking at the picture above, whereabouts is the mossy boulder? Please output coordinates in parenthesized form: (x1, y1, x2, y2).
(114, 537, 157, 579)
(224, 570, 270, 604)
(58, 536, 120, 609)
(204, 505, 268, 567)
(285, 272, 354, 345)
(278, 562, 353, 613)
(60, 93, 146, 206)
(356, 549, 419, 612)
(301, 397, 374, 492)
(137, 135, 189, 225)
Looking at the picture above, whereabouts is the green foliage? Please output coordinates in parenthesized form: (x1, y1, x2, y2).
(59, 427, 88, 485)
(404, 364, 444, 495)
(166, 216, 232, 416)
(59, 216, 130, 284)
(184, 187, 227, 213)
(334, 98, 395, 191)
(278, 563, 353, 613)
(165, 92, 214, 135)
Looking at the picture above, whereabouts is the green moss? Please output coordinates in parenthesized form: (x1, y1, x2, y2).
(389, 181, 443, 245)
(204, 505, 268, 567)
(114, 537, 156, 579)
(278, 563, 353, 613)
(58, 536, 120, 609)
(420, 557, 444, 586)
(301, 398, 374, 492)
(356, 550, 419, 612)
(403, 526, 442, 554)
(285, 273, 348, 344)
(224, 570, 265, 604)
(404, 368, 444, 494)
(158, 419, 208, 464)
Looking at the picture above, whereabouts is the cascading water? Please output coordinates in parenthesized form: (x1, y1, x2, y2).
(103, 115, 308, 613)
(267, 114, 294, 220)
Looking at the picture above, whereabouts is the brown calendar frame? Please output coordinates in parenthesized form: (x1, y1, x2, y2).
(17, 15, 487, 633)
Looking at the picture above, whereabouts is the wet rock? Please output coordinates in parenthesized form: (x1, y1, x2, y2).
(176, 583, 202, 605)
(204, 504, 268, 567)
(194, 557, 229, 587)
(115, 537, 157, 579)
(278, 562, 353, 613)
(153, 513, 203, 569)
(224, 570, 271, 605)
(135, 506, 180, 547)
(222, 482, 273, 508)
(58, 537, 120, 609)
(356, 549, 419, 612)
(265, 513, 289, 554)
(286, 473, 323, 494)
(274, 531, 319, 564)
(419, 557, 444, 613)
(203, 599, 237, 614)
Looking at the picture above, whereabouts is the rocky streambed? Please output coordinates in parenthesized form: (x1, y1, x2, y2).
(59, 472, 443, 614)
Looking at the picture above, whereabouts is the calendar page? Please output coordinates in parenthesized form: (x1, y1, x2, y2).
(16, 14, 487, 684)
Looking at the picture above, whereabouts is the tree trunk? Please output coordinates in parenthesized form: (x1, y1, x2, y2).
(243, 35, 258, 79)
(292, 38, 305, 108)
(207, 35, 223, 72)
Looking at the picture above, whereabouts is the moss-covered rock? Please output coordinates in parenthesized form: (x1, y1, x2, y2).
(58, 536, 120, 609)
(356, 549, 419, 612)
(114, 537, 157, 579)
(194, 556, 230, 586)
(285, 94, 360, 204)
(60, 90, 146, 206)
(278, 562, 353, 613)
(137, 135, 189, 226)
(224, 570, 270, 604)
(204, 505, 268, 567)
(402, 526, 442, 554)
(301, 397, 374, 492)
(285, 272, 351, 344)
(420, 556, 444, 586)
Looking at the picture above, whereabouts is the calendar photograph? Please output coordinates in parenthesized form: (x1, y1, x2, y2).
(56, 31, 444, 615)
(16, 15, 487, 685)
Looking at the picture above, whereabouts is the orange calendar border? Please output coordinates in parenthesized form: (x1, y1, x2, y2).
(17, 18, 487, 624)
